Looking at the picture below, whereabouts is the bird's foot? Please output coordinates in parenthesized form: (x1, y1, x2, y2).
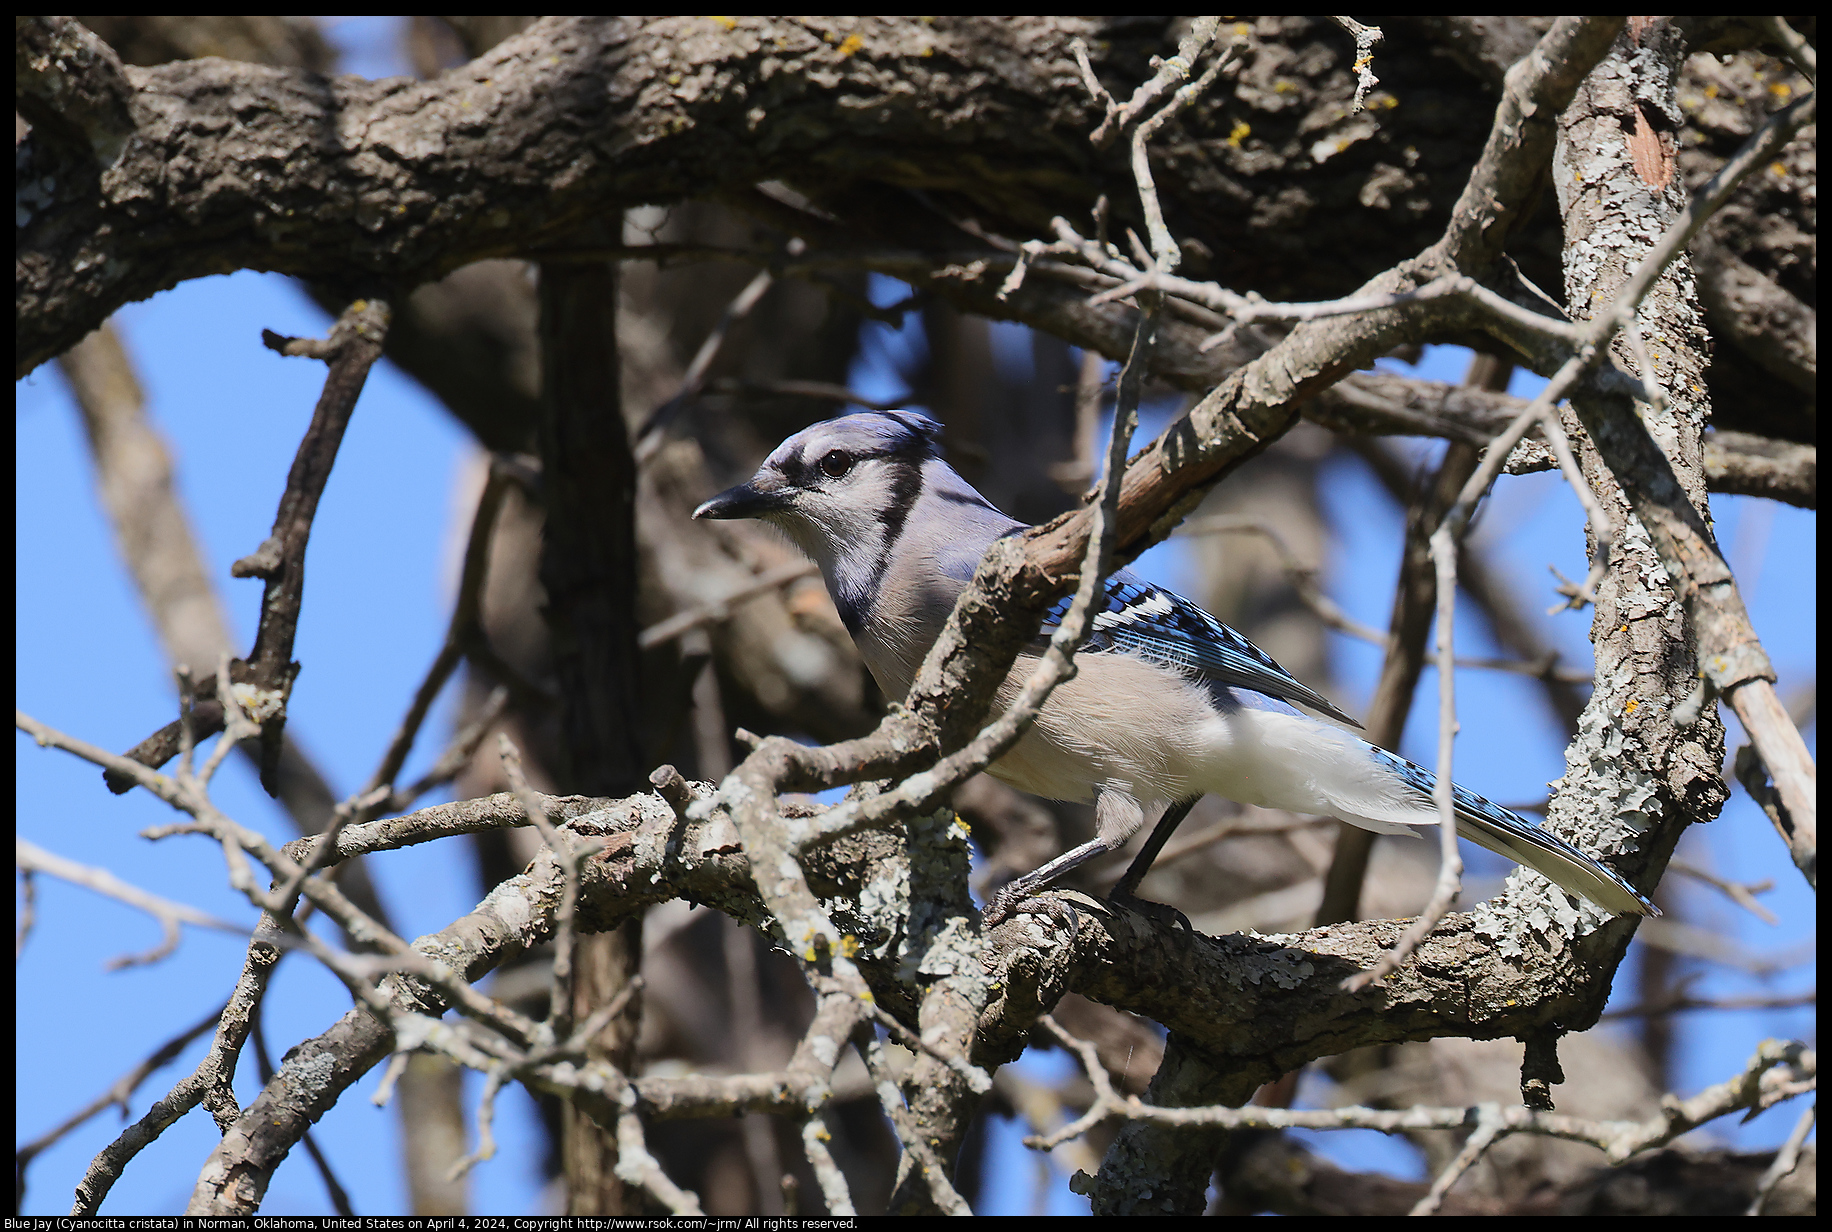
(981, 884, 1031, 930)
(982, 887, 1080, 942)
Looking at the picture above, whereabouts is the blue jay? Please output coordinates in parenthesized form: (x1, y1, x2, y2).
(695, 409, 1656, 921)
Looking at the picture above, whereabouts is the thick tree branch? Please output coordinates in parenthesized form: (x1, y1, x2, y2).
(15, 16, 136, 166)
(127, 778, 1735, 1213)
(18, 16, 1120, 374)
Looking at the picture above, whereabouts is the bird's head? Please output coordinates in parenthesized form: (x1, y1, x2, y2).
(693, 408, 947, 566)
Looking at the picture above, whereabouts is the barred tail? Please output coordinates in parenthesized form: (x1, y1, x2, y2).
(1454, 807, 1658, 917)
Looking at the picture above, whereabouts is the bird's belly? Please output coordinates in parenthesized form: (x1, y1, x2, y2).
(982, 653, 1217, 807)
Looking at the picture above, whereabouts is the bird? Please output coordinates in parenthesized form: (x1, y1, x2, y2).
(693, 408, 1657, 923)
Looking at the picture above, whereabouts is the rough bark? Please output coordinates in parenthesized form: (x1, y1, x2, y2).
(21, 17, 1812, 444)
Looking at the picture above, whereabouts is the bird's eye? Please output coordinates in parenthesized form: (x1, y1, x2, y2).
(819, 450, 854, 479)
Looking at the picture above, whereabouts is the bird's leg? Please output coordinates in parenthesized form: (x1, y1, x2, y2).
(982, 836, 1114, 928)
(1106, 796, 1201, 931)
(983, 789, 1143, 926)
(982, 795, 1205, 932)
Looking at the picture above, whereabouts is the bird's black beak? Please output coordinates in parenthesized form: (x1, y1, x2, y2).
(693, 479, 794, 521)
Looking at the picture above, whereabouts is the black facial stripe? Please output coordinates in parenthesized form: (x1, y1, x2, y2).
(862, 454, 925, 600)
(832, 589, 865, 635)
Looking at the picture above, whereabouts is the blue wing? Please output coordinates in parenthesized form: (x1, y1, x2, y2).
(1039, 571, 1361, 727)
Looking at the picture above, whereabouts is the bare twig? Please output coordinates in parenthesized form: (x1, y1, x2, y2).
(1078, 18, 1222, 150)
(1666, 859, 1779, 926)
(1757, 16, 1815, 85)
(1733, 741, 1815, 890)
(1330, 17, 1384, 112)
(1729, 687, 1817, 890)
(1411, 1101, 1505, 1215)
(1129, 35, 1238, 271)
(858, 1030, 971, 1216)
(14, 838, 246, 969)
(1601, 990, 1814, 1020)
(634, 263, 779, 462)
(14, 1000, 224, 1209)
(370, 1052, 411, 1109)
(446, 1066, 506, 1183)
(199, 657, 258, 791)
(1048, 216, 1499, 336)
(801, 1116, 856, 1216)
(70, 914, 286, 1215)
(1030, 1015, 1129, 1148)
(615, 1107, 705, 1215)
(1749, 1100, 1816, 1215)
(21, 706, 547, 1053)
(497, 734, 583, 1046)
(238, 299, 392, 791)
(638, 560, 820, 650)
(15, 865, 36, 959)
(1030, 1038, 1813, 1164)
(1537, 410, 1616, 613)
(1070, 40, 1118, 132)
(98, 299, 392, 794)
(706, 376, 911, 412)
(1339, 488, 1470, 990)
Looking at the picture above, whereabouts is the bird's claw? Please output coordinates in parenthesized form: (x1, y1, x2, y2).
(1107, 886, 1194, 933)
